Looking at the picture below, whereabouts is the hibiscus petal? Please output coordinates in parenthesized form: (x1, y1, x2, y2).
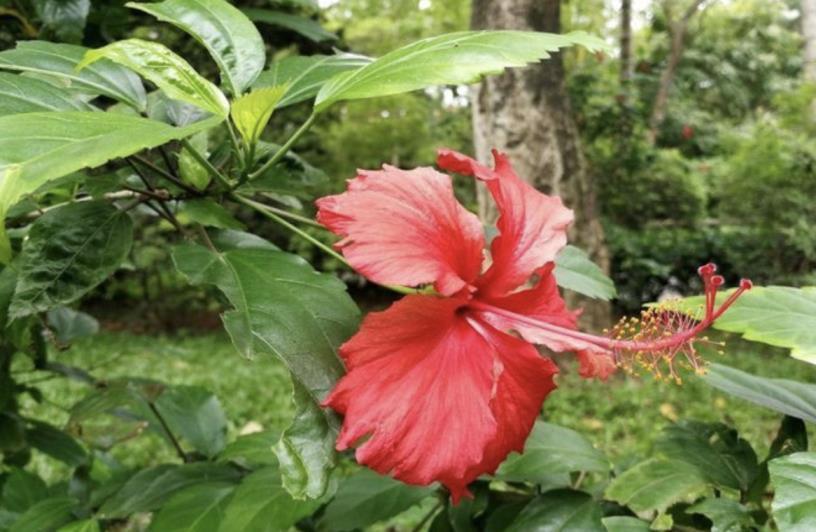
(437, 149, 574, 297)
(325, 295, 556, 502)
(316, 165, 484, 296)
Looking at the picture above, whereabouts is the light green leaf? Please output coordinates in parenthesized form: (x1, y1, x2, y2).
(154, 385, 229, 458)
(181, 199, 245, 230)
(79, 39, 229, 116)
(242, 8, 336, 43)
(127, 0, 265, 95)
(602, 516, 651, 532)
(314, 30, 607, 111)
(554, 245, 616, 300)
(8, 497, 77, 532)
(149, 482, 235, 532)
(34, 0, 90, 43)
(230, 86, 288, 145)
(1, 468, 48, 513)
(99, 463, 240, 518)
(687, 498, 753, 532)
(254, 54, 371, 108)
(9, 202, 132, 318)
(507, 490, 604, 532)
(605, 459, 708, 513)
(770, 452, 816, 531)
(178, 131, 211, 191)
(702, 363, 816, 424)
(46, 306, 99, 346)
(218, 465, 321, 532)
(0, 41, 146, 110)
(679, 286, 816, 363)
(496, 421, 609, 483)
(0, 72, 94, 114)
(57, 518, 101, 532)
(320, 469, 435, 531)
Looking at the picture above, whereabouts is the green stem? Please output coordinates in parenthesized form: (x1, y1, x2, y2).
(248, 112, 317, 180)
(255, 199, 324, 228)
(181, 138, 232, 189)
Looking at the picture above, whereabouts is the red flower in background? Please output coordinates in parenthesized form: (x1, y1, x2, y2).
(316, 149, 750, 502)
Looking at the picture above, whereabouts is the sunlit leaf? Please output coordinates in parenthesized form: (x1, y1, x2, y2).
(605, 459, 707, 513)
(230, 86, 288, 144)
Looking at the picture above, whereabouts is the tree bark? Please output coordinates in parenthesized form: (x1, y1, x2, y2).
(470, 0, 611, 329)
(620, 0, 633, 85)
(802, 0, 816, 82)
(647, 0, 708, 144)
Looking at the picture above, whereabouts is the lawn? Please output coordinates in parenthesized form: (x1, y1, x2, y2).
(18, 329, 816, 485)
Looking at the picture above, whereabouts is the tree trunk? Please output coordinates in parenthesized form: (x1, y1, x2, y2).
(470, 0, 611, 330)
(620, 0, 633, 85)
(802, 0, 816, 82)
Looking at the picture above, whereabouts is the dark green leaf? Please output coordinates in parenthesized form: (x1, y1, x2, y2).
(496, 421, 609, 482)
(46, 307, 99, 346)
(243, 9, 336, 42)
(26, 420, 88, 467)
(507, 490, 604, 532)
(244, 142, 328, 198)
(0, 266, 16, 328)
(605, 459, 707, 513)
(314, 31, 608, 111)
(218, 429, 279, 468)
(601, 516, 651, 532)
(219, 465, 321, 532)
(99, 463, 240, 518)
(254, 54, 371, 108)
(1, 468, 48, 513)
(554, 245, 616, 300)
(33, 0, 90, 43)
(485, 502, 529, 532)
(79, 39, 229, 117)
(149, 482, 235, 532)
(181, 199, 245, 230)
(770, 452, 816, 531)
(320, 469, 435, 531)
(127, 0, 265, 95)
(154, 385, 228, 458)
(703, 363, 816, 423)
(8, 497, 77, 532)
(9, 202, 133, 318)
(0, 73, 93, 114)
(0, 41, 146, 110)
(686, 498, 753, 532)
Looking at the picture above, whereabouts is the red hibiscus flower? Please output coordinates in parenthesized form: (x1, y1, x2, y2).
(316, 148, 750, 502)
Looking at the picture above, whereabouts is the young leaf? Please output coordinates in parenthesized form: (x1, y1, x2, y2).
(0, 41, 146, 110)
(127, 0, 265, 95)
(702, 363, 816, 424)
(769, 452, 816, 531)
(254, 53, 371, 108)
(507, 490, 604, 532)
(8, 497, 78, 532)
(605, 459, 707, 513)
(148, 482, 235, 532)
(314, 30, 608, 111)
(153, 385, 229, 458)
(554, 245, 617, 300)
(0, 73, 94, 114)
(33, 0, 90, 43)
(9, 202, 133, 318)
(230, 86, 288, 145)
(320, 469, 435, 531)
(243, 9, 337, 43)
(78, 39, 229, 117)
(495, 421, 610, 482)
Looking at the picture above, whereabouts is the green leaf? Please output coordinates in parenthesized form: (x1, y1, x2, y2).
(507, 490, 604, 532)
(9, 202, 132, 318)
(0, 73, 93, 114)
(230, 86, 288, 145)
(275, 379, 337, 499)
(218, 429, 279, 468)
(679, 286, 816, 363)
(320, 469, 435, 531)
(243, 141, 328, 198)
(219, 465, 322, 532)
(178, 131, 211, 191)
(254, 54, 371, 108)
(314, 30, 607, 111)
(601, 516, 651, 532)
(655, 421, 760, 492)
(8, 497, 77, 532)
(46, 307, 99, 346)
(79, 39, 229, 117)
(605, 459, 708, 513)
(770, 452, 816, 531)
(25, 420, 88, 467)
(702, 363, 816, 424)
(99, 463, 240, 518)
(209, 229, 278, 252)
(0, 41, 146, 110)
(242, 9, 336, 42)
(154, 385, 229, 458)
(0, 266, 17, 329)
(127, 0, 265, 95)
(57, 518, 101, 532)
(33, 0, 90, 43)
(686, 498, 753, 532)
(554, 245, 616, 300)
(149, 482, 235, 532)
(1, 468, 48, 513)
(181, 199, 245, 230)
(496, 421, 609, 482)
